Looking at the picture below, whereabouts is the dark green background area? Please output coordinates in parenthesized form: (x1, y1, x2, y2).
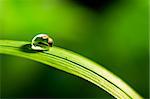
(0, 0, 149, 98)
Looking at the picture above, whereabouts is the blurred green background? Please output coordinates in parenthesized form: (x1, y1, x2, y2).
(0, 0, 149, 98)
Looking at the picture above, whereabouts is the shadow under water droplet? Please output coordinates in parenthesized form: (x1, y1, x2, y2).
(20, 44, 43, 53)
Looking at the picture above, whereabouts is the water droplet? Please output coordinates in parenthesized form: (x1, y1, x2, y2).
(31, 34, 53, 51)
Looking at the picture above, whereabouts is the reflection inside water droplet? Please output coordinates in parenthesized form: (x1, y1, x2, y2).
(31, 34, 53, 51)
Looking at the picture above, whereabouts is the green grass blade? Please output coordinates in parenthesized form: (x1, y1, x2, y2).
(0, 40, 143, 99)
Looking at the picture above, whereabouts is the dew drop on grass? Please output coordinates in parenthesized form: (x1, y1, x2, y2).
(31, 34, 53, 51)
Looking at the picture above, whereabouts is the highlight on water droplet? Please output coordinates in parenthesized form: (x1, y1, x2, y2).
(31, 34, 53, 51)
